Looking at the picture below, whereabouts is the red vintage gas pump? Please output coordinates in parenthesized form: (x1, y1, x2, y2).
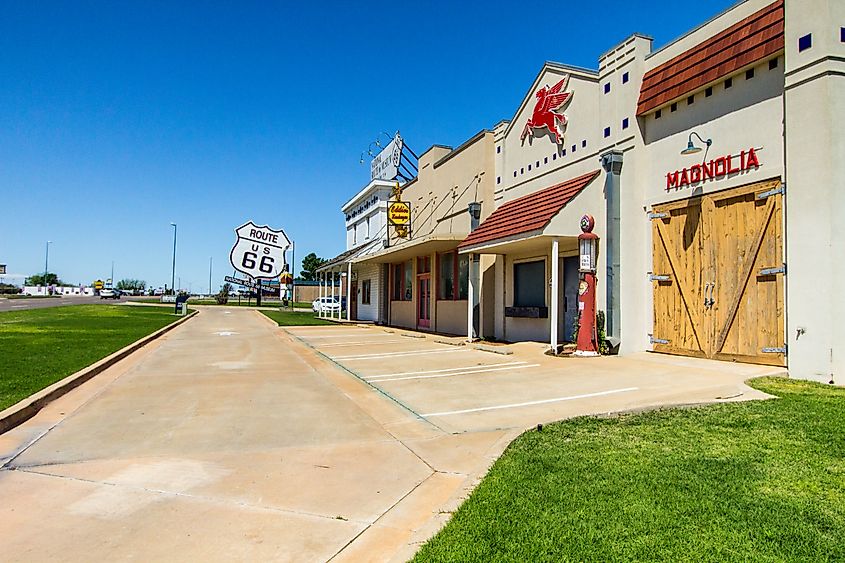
(575, 214, 600, 357)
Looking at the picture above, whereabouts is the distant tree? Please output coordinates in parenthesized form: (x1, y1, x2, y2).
(116, 279, 146, 291)
(25, 273, 62, 286)
(0, 283, 21, 295)
(216, 282, 232, 305)
(300, 253, 327, 281)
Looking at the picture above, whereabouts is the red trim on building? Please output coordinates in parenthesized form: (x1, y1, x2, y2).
(636, 0, 784, 116)
(459, 170, 600, 250)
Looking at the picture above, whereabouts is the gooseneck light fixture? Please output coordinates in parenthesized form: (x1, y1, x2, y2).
(681, 131, 712, 155)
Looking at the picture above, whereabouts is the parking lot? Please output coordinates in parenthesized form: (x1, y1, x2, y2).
(286, 324, 787, 434)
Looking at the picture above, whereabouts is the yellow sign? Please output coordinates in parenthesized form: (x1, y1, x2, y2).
(93, 279, 104, 290)
(388, 201, 411, 226)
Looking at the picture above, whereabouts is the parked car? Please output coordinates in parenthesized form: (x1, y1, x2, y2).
(99, 288, 121, 299)
(312, 296, 341, 313)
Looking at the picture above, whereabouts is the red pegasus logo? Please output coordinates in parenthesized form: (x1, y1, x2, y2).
(521, 75, 573, 145)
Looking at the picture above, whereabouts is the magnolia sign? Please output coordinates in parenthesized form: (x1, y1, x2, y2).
(666, 147, 760, 191)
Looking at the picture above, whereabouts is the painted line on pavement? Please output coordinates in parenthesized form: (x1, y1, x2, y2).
(332, 348, 470, 361)
(299, 334, 396, 340)
(318, 340, 405, 348)
(366, 361, 528, 380)
(372, 363, 542, 383)
(421, 387, 640, 417)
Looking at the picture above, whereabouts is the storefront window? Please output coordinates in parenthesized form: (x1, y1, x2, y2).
(437, 251, 469, 300)
(392, 263, 404, 301)
(404, 259, 413, 301)
(514, 260, 545, 307)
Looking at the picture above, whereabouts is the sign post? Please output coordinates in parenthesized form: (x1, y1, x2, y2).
(229, 221, 291, 307)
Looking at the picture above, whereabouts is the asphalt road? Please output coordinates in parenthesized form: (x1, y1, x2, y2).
(0, 295, 116, 312)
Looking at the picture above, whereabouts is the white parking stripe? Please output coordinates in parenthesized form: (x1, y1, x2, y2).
(301, 334, 394, 340)
(421, 387, 640, 417)
(372, 363, 542, 383)
(366, 361, 528, 380)
(318, 340, 404, 348)
(332, 348, 469, 361)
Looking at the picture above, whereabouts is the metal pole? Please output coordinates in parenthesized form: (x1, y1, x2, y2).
(319, 272, 324, 318)
(44, 241, 51, 283)
(209, 257, 213, 296)
(170, 223, 177, 295)
(291, 241, 296, 310)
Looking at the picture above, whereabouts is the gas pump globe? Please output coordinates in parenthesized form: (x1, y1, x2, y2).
(575, 214, 600, 357)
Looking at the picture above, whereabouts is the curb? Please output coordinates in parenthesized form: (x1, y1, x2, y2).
(0, 309, 198, 436)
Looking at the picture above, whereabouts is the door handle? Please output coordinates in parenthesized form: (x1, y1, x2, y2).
(707, 282, 716, 308)
(703, 282, 712, 308)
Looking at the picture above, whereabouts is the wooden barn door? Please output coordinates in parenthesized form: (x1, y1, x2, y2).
(651, 179, 785, 367)
(708, 181, 785, 366)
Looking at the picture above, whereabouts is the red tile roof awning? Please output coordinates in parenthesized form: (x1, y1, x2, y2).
(459, 170, 599, 250)
(637, 0, 784, 116)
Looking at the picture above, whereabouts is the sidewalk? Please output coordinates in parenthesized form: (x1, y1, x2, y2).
(0, 308, 511, 562)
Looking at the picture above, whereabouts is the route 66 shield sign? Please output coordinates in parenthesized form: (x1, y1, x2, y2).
(229, 221, 291, 280)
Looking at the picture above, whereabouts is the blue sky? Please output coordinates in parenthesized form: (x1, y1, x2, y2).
(1, 0, 736, 290)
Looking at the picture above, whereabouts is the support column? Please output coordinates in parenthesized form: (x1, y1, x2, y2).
(550, 238, 559, 353)
(600, 150, 623, 342)
(319, 272, 324, 318)
(346, 261, 352, 321)
(467, 255, 474, 342)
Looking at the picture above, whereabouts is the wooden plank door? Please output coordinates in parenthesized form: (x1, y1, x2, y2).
(651, 196, 712, 358)
(707, 181, 785, 366)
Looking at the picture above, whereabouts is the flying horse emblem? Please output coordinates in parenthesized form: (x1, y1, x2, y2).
(521, 75, 573, 145)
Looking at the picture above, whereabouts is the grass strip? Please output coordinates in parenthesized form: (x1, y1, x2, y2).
(0, 305, 179, 411)
(414, 377, 845, 562)
(261, 310, 336, 326)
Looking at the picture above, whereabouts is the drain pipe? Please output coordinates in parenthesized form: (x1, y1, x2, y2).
(600, 150, 623, 353)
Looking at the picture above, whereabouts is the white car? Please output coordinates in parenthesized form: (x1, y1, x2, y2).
(99, 288, 121, 299)
(312, 297, 341, 313)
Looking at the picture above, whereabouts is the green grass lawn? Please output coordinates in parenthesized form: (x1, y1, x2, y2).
(414, 377, 845, 562)
(0, 305, 180, 411)
(261, 310, 335, 326)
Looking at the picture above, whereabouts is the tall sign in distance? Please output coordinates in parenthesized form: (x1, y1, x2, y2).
(229, 221, 291, 306)
(387, 182, 411, 240)
(370, 133, 404, 181)
(0, 264, 6, 275)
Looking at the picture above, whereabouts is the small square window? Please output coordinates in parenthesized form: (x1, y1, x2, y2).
(841, 27, 845, 43)
(528, 164, 532, 171)
(536, 160, 540, 167)
(582, 140, 587, 148)
(544, 157, 548, 164)
(603, 127, 611, 138)
(799, 33, 812, 52)
(705, 87, 713, 97)
(496, 146, 501, 154)
(572, 145, 576, 153)
(725, 77, 733, 89)
(687, 95, 695, 105)
(769, 58, 778, 70)
(746, 68, 755, 80)
(496, 176, 501, 184)
(622, 117, 629, 129)
(520, 168, 524, 175)
(604, 83, 611, 94)
(513, 171, 517, 177)
(655, 109, 662, 119)
(562, 149, 567, 156)
(671, 102, 677, 112)
(622, 72, 629, 84)
(552, 153, 557, 160)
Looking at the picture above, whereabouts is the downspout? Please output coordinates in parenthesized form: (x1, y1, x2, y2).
(600, 149, 623, 352)
(468, 201, 482, 340)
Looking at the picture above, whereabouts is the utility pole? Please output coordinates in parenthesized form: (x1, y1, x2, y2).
(170, 223, 177, 295)
(209, 256, 213, 296)
(44, 241, 52, 283)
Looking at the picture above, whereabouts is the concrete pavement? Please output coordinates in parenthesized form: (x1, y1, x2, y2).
(0, 307, 513, 562)
(0, 308, 786, 561)
(0, 295, 111, 312)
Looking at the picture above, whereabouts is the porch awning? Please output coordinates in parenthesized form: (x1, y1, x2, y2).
(458, 170, 599, 254)
(353, 234, 465, 264)
(317, 239, 381, 272)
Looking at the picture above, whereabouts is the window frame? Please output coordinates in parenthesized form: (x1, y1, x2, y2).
(437, 250, 469, 301)
(512, 258, 547, 308)
(362, 279, 371, 305)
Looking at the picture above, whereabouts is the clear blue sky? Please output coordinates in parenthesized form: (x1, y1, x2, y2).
(1, 0, 736, 291)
